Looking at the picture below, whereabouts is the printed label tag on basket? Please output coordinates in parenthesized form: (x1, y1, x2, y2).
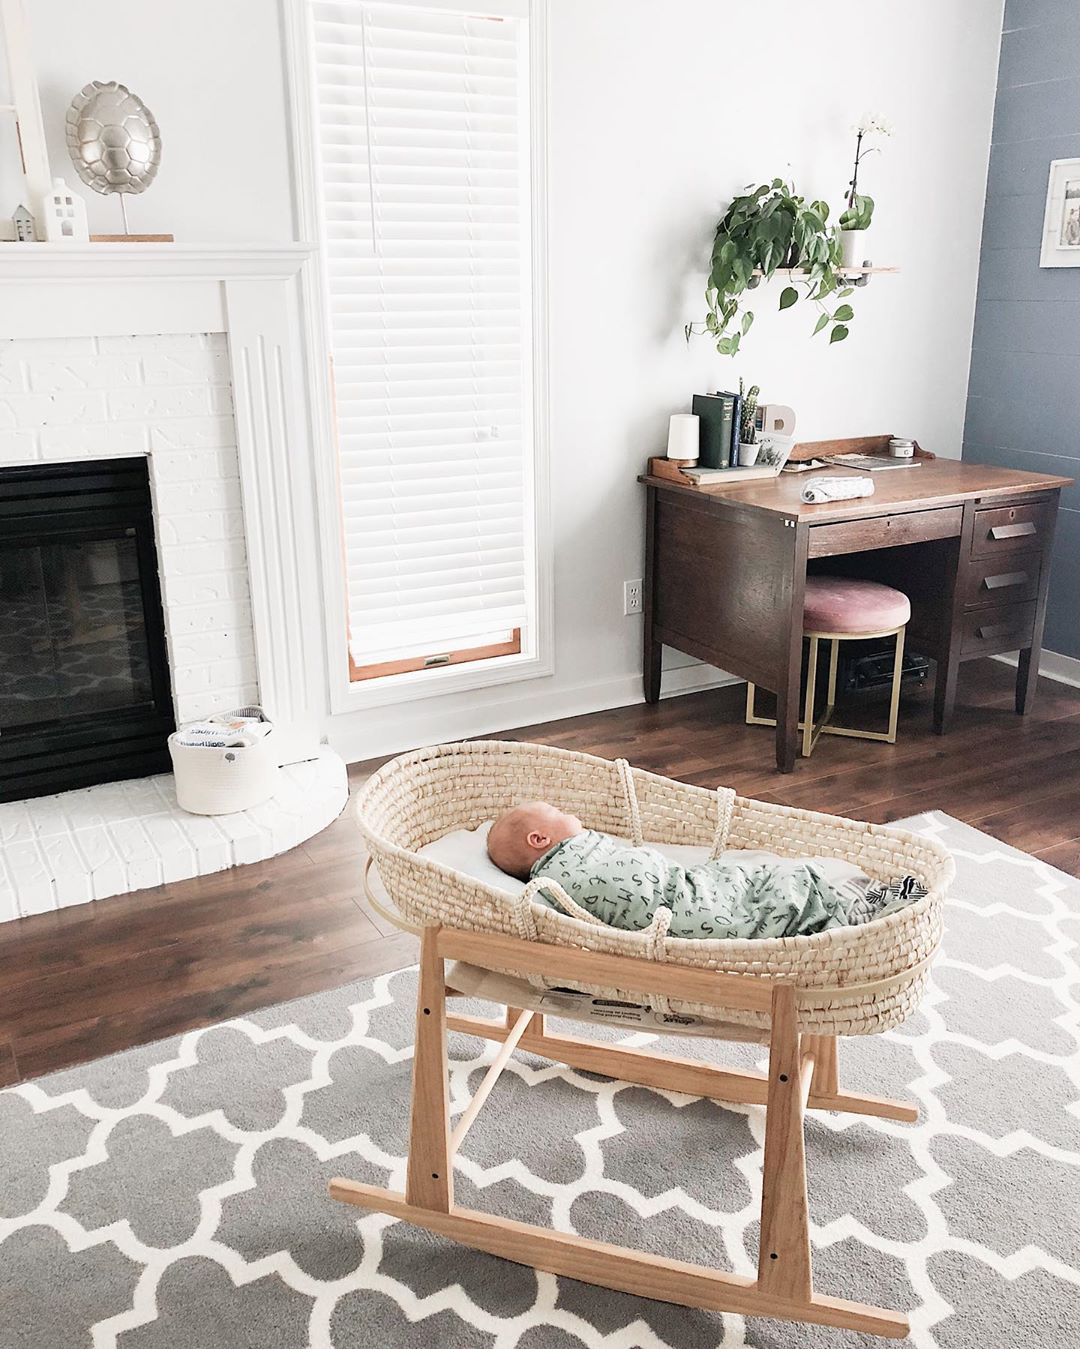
(446, 961, 728, 1037)
(537, 990, 716, 1033)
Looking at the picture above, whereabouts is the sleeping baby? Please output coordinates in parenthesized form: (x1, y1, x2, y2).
(486, 801, 925, 939)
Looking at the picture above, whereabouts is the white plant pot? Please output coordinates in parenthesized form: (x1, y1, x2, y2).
(839, 228, 870, 270)
(738, 442, 760, 466)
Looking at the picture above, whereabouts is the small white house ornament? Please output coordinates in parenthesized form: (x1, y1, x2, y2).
(41, 176, 89, 242)
(12, 203, 35, 241)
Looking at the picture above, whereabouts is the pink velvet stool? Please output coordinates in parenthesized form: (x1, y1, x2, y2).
(746, 576, 911, 758)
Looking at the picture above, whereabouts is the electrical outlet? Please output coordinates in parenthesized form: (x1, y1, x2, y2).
(623, 578, 643, 616)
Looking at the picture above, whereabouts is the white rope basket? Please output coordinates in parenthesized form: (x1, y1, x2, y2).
(355, 740, 954, 1036)
(168, 706, 280, 815)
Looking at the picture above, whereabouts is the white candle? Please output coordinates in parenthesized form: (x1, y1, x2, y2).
(666, 413, 699, 461)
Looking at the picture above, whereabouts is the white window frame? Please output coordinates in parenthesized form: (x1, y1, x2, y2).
(283, 0, 552, 714)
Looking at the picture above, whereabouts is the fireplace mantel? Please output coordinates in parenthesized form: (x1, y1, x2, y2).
(0, 241, 314, 280)
(0, 240, 326, 763)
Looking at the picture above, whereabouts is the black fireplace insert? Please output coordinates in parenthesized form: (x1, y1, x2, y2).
(0, 458, 175, 801)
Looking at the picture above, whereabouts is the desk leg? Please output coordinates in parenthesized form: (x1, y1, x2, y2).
(1016, 648, 1038, 715)
(931, 527, 966, 736)
(643, 485, 662, 703)
(776, 663, 801, 773)
(774, 523, 809, 773)
(644, 630, 662, 704)
(933, 651, 960, 734)
(1017, 497, 1057, 716)
(1017, 591, 1051, 716)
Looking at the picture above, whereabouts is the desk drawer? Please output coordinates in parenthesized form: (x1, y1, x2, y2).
(962, 555, 1042, 608)
(807, 505, 963, 558)
(960, 601, 1037, 656)
(971, 501, 1053, 559)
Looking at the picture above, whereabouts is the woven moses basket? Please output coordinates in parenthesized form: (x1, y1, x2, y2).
(356, 740, 954, 1037)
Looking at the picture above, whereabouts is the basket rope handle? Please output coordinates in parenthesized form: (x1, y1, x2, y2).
(644, 906, 673, 1013)
(515, 875, 584, 989)
(520, 876, 601, 929)
(615, 758, 644, 846)
(709, 787, 737, 860)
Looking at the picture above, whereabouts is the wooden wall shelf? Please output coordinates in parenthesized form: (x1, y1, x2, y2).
(748, 265, 898, 290)
(752, 266, 898, 277)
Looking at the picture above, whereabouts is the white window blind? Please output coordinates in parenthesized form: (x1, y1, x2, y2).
(311, 0, 535, 677)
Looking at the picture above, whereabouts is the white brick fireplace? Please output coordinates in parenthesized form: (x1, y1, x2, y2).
(0, 245, 347, 919)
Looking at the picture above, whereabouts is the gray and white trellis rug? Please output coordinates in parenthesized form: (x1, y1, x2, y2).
(2, 812, 1078, 1348)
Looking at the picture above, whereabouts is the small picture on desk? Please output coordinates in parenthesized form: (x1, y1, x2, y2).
(755, 439, 787, 468)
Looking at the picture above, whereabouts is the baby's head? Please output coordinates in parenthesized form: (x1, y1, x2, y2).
(487, 800, 583, 881)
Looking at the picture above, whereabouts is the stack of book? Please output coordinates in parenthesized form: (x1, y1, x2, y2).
(692, 391, 744, 470)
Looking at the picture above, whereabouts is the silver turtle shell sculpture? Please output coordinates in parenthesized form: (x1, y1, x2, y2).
(65, 80, 161, 197)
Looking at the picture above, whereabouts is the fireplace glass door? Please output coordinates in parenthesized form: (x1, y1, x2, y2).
(1, 533, 156, 727)
(0, 460, 175, 801)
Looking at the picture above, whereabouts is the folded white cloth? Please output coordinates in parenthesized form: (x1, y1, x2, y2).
(173, 710, 274, 749)
(800, 475, 876, 504)
(173, 722, 256, 749)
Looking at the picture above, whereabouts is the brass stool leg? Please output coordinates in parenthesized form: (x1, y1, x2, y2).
(748, 627, 906, 752)
(886, 626, 906, 744)
(746, 680, 775, 728)
(802, 636, 819, 758)
(826, 639, 840, 719)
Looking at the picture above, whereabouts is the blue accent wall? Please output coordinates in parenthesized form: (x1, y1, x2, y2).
(964, 0, 1080, 659)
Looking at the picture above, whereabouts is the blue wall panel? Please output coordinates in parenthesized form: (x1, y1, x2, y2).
(964, 0, 1080, 657)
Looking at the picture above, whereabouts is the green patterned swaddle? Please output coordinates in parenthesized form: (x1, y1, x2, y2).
(530, 830, 922, 939)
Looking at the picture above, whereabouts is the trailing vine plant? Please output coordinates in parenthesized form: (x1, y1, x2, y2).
(685, 178, 856, 356)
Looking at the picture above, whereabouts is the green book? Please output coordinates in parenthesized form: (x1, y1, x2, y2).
(692, 393, 735, 469)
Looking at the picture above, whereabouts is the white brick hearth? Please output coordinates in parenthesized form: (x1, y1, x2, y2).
(0, 331, 259, 723)
(0, 747, 348, 920)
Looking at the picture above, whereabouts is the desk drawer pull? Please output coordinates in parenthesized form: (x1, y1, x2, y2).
(989, 522, 1037, 541)
(961, 600, 1037, 653)
(983, 570, 1030, 591)
(972, 501, 1053, 558)
(976, 620, 1018, 640)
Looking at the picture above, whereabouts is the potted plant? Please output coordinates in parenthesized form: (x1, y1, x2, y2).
(685, 178, 856, 354)
(838, 114, 891, 270)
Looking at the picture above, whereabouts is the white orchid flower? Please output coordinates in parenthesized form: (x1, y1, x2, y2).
(852, 113, 893, 137)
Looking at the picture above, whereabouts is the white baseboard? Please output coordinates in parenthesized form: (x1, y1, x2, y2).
(993, 647, 1080, 690)
(327, 662, 739, 764)
(659, 661, 736, 697)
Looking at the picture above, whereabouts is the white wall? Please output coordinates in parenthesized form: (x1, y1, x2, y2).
(0, 0, 293, 241)
(1, 0, 1005, 762)
(322, 0, 1005, 760)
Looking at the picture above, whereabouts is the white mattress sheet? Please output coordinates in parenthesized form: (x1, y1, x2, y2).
(417, 821, 868, 896)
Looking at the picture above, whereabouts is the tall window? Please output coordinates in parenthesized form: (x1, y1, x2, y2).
(310, 0, 538, 684)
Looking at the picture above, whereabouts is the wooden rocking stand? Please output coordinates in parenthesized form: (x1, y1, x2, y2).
(330, 923, 918, 1339)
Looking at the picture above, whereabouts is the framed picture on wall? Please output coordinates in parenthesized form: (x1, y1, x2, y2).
(1040, 158, 1080, 266)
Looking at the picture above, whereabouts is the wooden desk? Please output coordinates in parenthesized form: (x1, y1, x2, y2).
(640, 459, 1074, 772)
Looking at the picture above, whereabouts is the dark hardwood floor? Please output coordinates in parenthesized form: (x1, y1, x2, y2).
(2, 657, 1079, 1086)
